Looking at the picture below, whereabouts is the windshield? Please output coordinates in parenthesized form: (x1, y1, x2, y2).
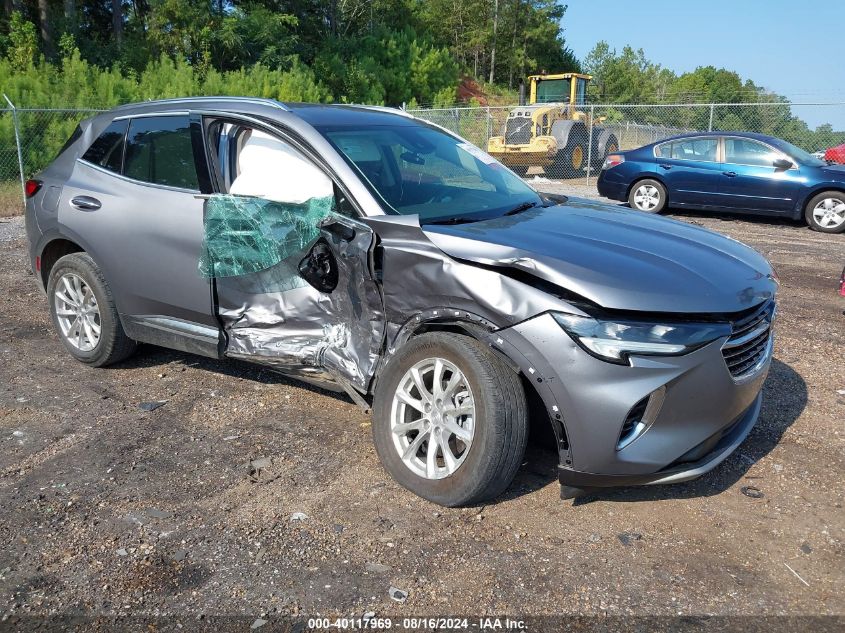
(318, 122, 542, 223)
(769, 138, 827, 168)
(535, 78, 571, 103)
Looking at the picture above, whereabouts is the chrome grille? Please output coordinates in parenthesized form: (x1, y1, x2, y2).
(722, 301, 774, 379)
(505, 116, 533, 144)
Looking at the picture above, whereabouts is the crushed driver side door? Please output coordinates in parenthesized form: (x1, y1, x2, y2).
(199, 192, 385, 392)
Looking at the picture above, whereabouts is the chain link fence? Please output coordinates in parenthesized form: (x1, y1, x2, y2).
(409, 102, 845, 184)
(0, 103, 103, 216)
(1, 100, 843, 215)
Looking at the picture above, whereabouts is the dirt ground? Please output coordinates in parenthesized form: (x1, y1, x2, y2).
(0, 187, 843, 627)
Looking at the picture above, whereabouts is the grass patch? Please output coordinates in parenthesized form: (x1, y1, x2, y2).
(0, 180, 23, 217)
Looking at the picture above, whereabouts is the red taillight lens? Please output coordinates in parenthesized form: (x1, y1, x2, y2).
(602, 154, 625, 170)
(25, 179, 42, 198)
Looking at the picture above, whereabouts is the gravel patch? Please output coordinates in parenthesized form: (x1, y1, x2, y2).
(0, 215, 24, 243)
(0, 199, 843, 619)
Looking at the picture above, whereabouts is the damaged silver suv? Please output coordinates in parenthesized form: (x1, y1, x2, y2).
(25, 98, 777, 506)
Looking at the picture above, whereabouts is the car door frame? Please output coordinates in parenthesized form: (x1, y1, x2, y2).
(651, 136, 725, 207)
(195, 110, 387, 392)
(717, 135, 805, 214)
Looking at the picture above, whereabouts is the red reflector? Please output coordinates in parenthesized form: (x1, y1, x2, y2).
(25, 179, 42, 198)
(35, 256, 41, 272)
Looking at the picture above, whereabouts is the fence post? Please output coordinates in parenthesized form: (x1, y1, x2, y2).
(585, 105, 594, 187)
(486, 105, 491, 145)
(3, 94, 26, 204)
(708, 103, 715, 132)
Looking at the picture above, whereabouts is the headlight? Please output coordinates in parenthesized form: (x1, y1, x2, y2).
(552, 312, 732, 365)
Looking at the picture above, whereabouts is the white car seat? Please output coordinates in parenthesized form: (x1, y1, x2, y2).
(229, 129, 333, 204)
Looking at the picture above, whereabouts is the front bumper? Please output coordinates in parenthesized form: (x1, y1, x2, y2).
(495, 311, 772, 494)
(487, 135, 558, 167)
(558, 392, 761, 493)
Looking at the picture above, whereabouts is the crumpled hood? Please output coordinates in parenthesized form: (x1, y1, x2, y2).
(422, 197, 776, 314)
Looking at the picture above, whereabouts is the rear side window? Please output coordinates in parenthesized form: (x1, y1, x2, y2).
(124, 115, 198, 190)
(82, 120, 128, 173)
(656, 138, 718, 162)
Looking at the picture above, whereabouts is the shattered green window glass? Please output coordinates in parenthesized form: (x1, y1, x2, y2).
(199, 194, 337, 278)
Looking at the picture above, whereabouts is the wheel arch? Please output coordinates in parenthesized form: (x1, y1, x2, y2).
(374, 309, 571, 464)
(37, 232, 128, 329)
(798, 185, 845, 217)
(39, 237, 85, 290)
(625, 174, 669, 199)
(596, 127, 618, 148)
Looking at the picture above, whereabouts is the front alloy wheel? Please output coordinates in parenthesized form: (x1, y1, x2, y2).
(809, 195, 845, 232)
(372, 332, 527, 507)
(390, 357, 475, 480)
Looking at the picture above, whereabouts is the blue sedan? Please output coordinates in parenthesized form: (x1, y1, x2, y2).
(596, 131, 845, 233)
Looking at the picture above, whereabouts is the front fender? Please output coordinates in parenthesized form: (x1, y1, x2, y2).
(793, 183, 845, 219)
(378, 308, 574, 468)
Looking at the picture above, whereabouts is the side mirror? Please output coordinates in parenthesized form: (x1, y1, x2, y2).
(773, 158, 793, 170)
(541, 192, 569, 206)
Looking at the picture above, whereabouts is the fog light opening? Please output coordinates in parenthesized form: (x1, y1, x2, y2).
(617, 386, 666, 451)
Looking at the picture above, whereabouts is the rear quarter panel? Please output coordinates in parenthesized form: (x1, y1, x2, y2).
(599, 156, 664, 199)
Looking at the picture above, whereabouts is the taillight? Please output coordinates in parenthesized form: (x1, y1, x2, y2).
(25, 179, 42, 198)
(601, 154, 624, 170)
(839, 267, 845, 297)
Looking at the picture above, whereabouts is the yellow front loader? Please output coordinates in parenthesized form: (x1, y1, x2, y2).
(487, 73, 618, 178)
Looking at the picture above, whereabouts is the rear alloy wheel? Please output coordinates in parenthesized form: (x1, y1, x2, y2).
(54, 272, 101, 352)
(47, 252, 137, 366)
(628, 179, 667, 213)
(372, 332, 527, 507)
(805, 191, 845, 233)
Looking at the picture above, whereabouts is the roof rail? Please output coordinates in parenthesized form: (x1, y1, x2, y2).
(115, 96, 291, 111)
(333, 104, 415, 119)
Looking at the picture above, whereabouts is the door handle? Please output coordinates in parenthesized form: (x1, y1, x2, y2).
(659, 163, 672, 170)
(722, 171, 737, 178)
(70, 195, 101, 211)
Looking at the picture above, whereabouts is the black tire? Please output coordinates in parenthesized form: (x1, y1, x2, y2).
(591, 133, 620, 169)
(510, 165, 529, 177)
(46, 252, 136, 367)
(372, 332, 528, 507)
(602, 134, 619, 163)
(548, 129, 588, 179)
(804, 191, 845, 233)
(627, 178, 667, 213)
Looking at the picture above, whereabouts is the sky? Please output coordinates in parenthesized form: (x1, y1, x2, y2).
(562, 0, 845, 129)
